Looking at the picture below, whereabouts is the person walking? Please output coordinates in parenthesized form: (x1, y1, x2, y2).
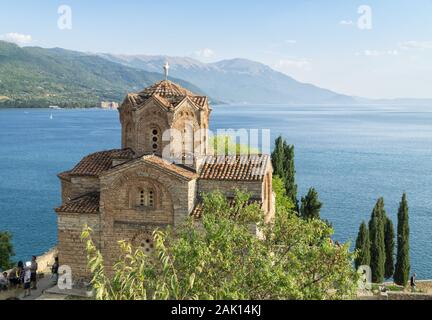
(23, 263, 32, 297)
(51, 257, 59, 285)
(30, 255, 38, 290)
(17, 261, 24, 288)
(410, 273, 417, 292)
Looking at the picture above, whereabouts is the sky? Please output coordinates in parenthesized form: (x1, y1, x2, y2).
(0, 0, 431, 99)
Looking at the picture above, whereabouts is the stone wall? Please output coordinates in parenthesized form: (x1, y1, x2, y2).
(98, 160, 194, 275)
(61, 176, 99, 201)
(387, 292, 432, 300)
(57, 213, 101, 280)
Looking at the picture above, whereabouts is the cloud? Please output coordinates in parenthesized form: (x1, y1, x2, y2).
(0, 32, 32, 45)
(399, 41, 432, 50)
(339, 20, 354, 26)
(274, 58, 311, 70)
(193, 48, 215, 59)
(357, 50, 398, 57)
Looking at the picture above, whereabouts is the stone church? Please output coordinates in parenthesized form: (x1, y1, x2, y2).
(55, 73, 274, 279)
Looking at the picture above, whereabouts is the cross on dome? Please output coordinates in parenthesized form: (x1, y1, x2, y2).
(163, 62, 170, 81)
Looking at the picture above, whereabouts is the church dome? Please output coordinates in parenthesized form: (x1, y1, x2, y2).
(125, 80, 208, 110)
(138, 80, 195, 99)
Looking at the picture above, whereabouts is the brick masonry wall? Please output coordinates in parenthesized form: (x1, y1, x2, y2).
(61, 176, 99, 201)
(57, 213, 101, 281)
(98, 160, 194, 274)
(387, 292, 432, 300)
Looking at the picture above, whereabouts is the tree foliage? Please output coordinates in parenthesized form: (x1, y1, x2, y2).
(0, 231, 14, 271)
(394, 193, 410, 286)
(209, 135, 260, 156)
(0, 40, 204, 108)
(82, 189, 357, 300)
(368, 198, 386, 283)
(354, 222, 371, 270)
(384, 217, 395, 279)
(300, 188, 323, 220)
(271, 136, 298, 209)
(272, 175, 295, 215)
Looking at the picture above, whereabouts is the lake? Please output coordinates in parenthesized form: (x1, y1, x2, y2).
(0, 105, 431, 278)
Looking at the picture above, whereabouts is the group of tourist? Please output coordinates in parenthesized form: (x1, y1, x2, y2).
(0, 256, 38, 296)
(0, 256, 60, 297)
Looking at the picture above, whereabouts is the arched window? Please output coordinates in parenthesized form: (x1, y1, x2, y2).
(139, 189, 145, 207)
(141, 237, 154, 254)
(149, 190, 154, 207)
(182, 124, 194, 155)
(136, 188, 155, 209)
(133, 233, 154, 254)
(150, 128, 160, 153)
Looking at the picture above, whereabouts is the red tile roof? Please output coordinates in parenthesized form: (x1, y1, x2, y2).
(132, 80, 208, 110)
(190, 96, 208, 108)
(199, 154, 270, 181)
(55, 192, 100, 214)
(141, 155, 198, 180)
(139, 80, 195, 98)
(60, 149, 135, 177)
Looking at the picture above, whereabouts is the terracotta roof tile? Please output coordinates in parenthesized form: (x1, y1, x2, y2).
(139, 80, 195, 98)
(55, 192, 100, 214)
(190, 96, 208, 108)
(58, 170, 72, 180)
(199, 154, 270, 181)
(132, 80, 208, 110)
(142, 155, 197, 180)
(67, 149, 135, 177)
(191, 198, 262, 219)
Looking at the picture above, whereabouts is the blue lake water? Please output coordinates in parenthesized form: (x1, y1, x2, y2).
(0, 105, 431, 278)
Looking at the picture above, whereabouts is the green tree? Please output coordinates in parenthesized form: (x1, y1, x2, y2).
(369, 198, 386, 283)
(271, 136, 286, 177)
(0, 231, 14, 271)
(271, 136, 298, 209)
(272, 175, 295, 216)
(354, 222, 371, 270)
(384, 217, 395, 279)
(82, 190, 357, 300)
(300, 187, 322, 220)
(209, 135, 260, 155)
(394, 193, 410, 286)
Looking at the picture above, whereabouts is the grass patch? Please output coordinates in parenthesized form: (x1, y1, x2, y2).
(386, 285, 404, 292)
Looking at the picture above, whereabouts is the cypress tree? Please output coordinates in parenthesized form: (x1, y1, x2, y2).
(354, 221, 371, 270)
(369, 198, 386, 283)
(284, 144, 298, 208)
(271, 136, 286, 178)
(271, 136, 298, 210)
(384, 217, 395, 279)
(300, 188, 322, 220)
(394, 193, 410, 286)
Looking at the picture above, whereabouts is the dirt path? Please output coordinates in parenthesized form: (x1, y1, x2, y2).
(19, 276, 57, 300)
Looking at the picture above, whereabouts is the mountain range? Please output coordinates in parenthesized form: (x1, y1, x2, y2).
(0, 40, 430, 108)
(99, 53, 356, 105)
(0, 41, 204, 108)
